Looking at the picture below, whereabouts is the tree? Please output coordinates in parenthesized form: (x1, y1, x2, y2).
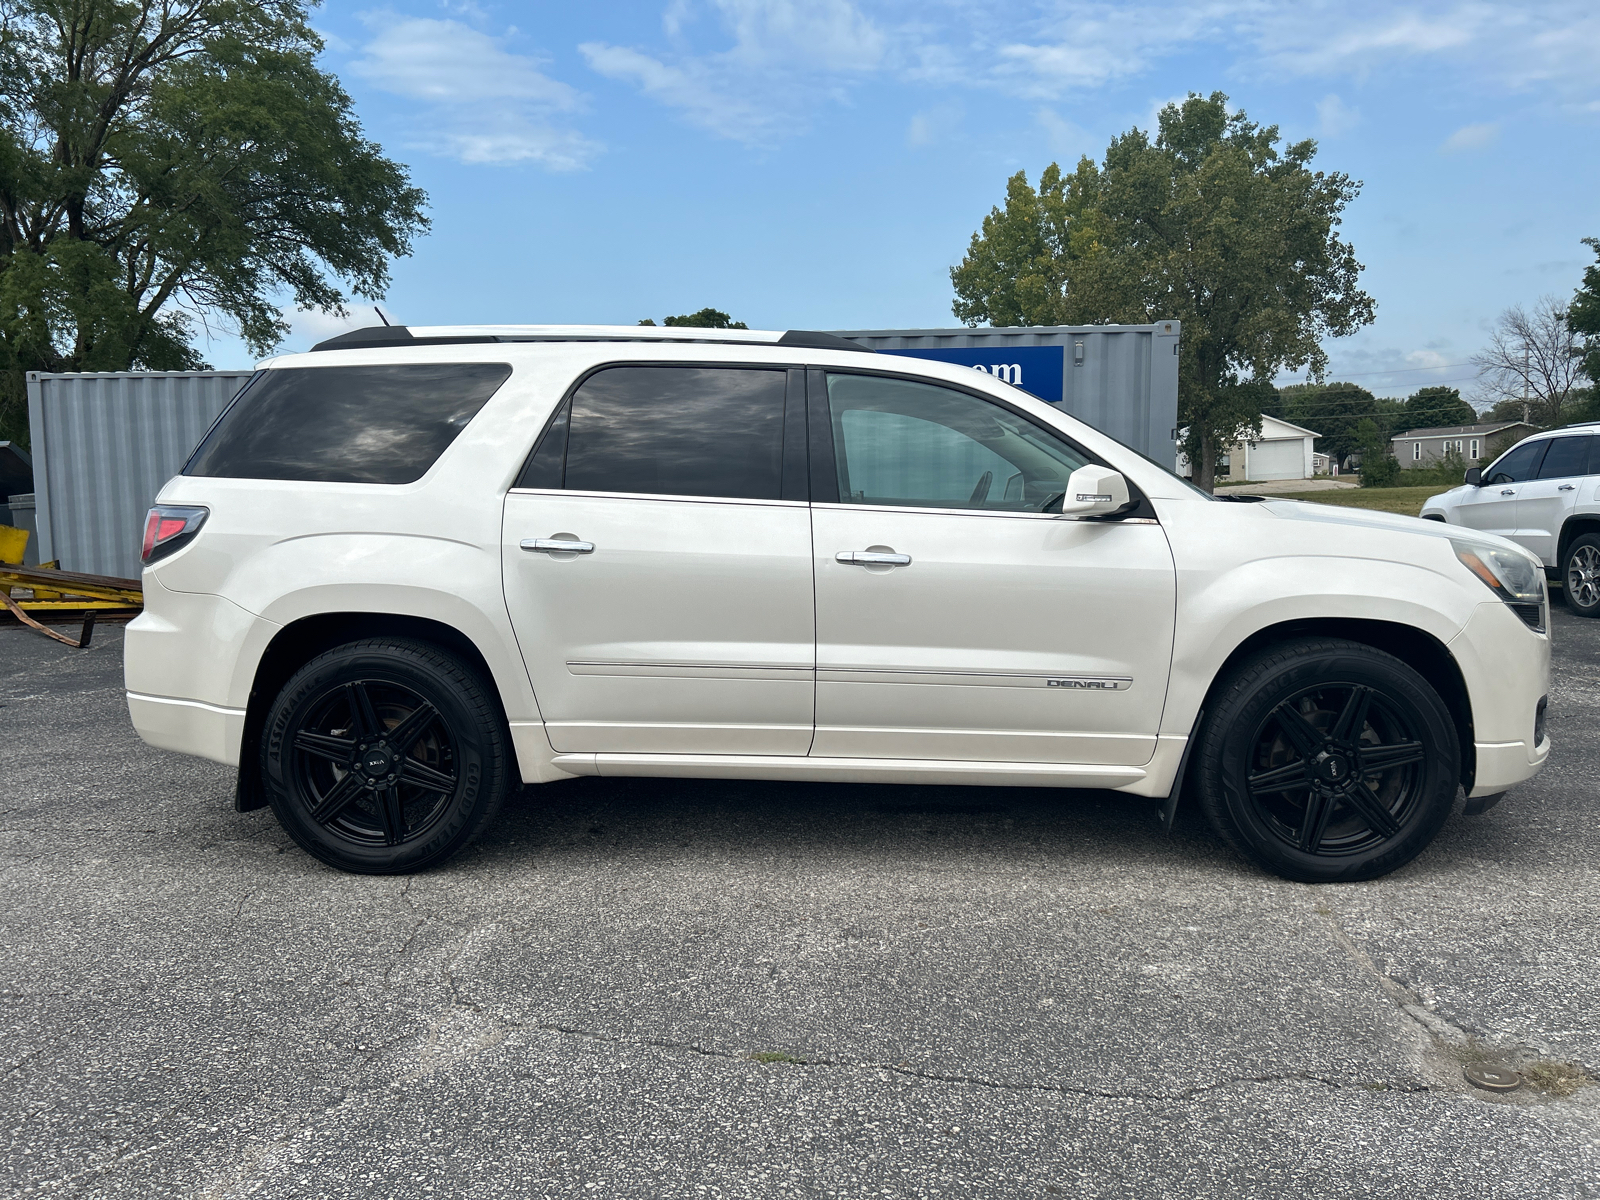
(951, 92, 1375, 491)
(0, 0, 429, 446)
(1270, 381, 1385, 465)
(638, 308, 748, 329)
(1401, 385, 1476, 431)
(1352, 418, 1398, 487)
(1470, 297, 1584, 428)
(1570, 237, 1600, 390)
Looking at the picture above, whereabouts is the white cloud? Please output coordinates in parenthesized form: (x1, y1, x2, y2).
(1440, 121, 1500, 153)
(582, 0, 886, 143)
(585, 2, 1599, 144)
(1315, 93, 1359, 137)
(1035, 107, 1093, 157)
(353, 15, 599, 168)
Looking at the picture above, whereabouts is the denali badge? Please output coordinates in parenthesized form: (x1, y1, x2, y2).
(1046, 676, 1132, 690)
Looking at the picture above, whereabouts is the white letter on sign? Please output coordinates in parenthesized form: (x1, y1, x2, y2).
(993, 363, 1022, 385)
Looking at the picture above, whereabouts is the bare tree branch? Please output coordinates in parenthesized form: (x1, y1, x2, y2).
(1471, 297, 1584, 427)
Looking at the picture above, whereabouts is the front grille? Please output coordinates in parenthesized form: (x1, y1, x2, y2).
(1509, 601, 1545, 632)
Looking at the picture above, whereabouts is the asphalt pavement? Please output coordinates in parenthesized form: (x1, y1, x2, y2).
(2, 603, 1598, 1198)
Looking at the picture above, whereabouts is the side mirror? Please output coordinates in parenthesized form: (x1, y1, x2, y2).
(1464, 467, 1482, 487)
(1057, 465, 1131, 518)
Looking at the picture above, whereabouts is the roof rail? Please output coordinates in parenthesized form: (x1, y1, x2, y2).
(308, 325, 874, 354)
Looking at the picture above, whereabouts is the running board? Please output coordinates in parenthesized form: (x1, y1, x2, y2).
(551, 752, 1147, 790)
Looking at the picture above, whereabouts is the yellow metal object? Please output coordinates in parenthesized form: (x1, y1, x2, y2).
(31, 559, 62, 601)
(1, 563, 143, 609)
(14, 600, 139, 612)
(0, 524, 27, 565)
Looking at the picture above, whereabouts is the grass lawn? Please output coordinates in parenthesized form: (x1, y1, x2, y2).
(1256, 485, 1446, 518)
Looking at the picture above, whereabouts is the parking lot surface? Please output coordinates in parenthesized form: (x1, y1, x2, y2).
(3, 606, 1598, 1198)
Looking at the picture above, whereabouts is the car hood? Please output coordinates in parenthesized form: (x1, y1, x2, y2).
(1255, 498, 1531, 557)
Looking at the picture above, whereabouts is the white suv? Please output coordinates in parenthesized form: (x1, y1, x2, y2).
(1421, 424, 1600, 619)
(125, 325, 1551, 882)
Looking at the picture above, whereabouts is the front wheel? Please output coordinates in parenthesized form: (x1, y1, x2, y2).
(1194, 638, 1459, 883)
(1563, 534, 1600, 617)
(261, 638, 513, 874)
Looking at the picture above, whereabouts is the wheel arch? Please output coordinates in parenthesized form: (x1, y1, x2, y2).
(234, 612, 517, 812)
(1557, 514, 1600, 571)
(1192, 618, 1476, 795)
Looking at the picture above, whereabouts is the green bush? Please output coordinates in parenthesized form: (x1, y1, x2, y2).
(1360, 455, 1401, 487)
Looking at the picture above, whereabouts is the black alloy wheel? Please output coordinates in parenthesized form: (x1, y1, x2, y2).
(1195, 638, 1459, 883)
(261, 638, 512, 874)
(1563, 533, 1600, 618)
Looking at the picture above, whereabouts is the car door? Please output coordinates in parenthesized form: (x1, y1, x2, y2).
(807, 369, 1176, 766)
(501, 364, 814, 756)
(1515, 434, 1592, 565)
(1456, 438, 1549, 539)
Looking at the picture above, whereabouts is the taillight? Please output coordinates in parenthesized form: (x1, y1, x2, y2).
(141, 505, 208, 564)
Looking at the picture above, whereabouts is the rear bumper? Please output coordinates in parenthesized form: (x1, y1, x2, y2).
(125, 692, 245, 766)
(123, 577, 277, 767)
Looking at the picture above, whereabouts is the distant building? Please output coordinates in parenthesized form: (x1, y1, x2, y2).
(1389, 421, 1540, 466)
(1181, 415, 1322, 482)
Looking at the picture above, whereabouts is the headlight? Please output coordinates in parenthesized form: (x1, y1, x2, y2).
(1451, 538, 1546, 631)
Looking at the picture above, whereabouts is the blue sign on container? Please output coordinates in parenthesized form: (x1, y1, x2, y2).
(877, 346, 1066, 405)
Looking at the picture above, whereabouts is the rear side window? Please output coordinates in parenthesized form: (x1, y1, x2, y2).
(185, 363, 512, 484)
(1537, 435, 1592, 480)
(520, 366, 787, 500)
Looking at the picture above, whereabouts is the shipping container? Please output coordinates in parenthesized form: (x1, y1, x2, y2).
(26, 371, 253, 579)
(830, 323, 1180, 468)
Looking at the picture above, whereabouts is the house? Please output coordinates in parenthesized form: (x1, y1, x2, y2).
(1311, 451, 1337, 476)
(1389, 421, 1540, 466)
(1180, 415, 1322, 482)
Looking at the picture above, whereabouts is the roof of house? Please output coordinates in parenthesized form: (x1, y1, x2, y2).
(1255, 414, 1321, 440)
(1390, 421, 1536, 440)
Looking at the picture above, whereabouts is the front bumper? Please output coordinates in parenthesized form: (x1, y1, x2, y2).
(1449, 601, 1552, 798)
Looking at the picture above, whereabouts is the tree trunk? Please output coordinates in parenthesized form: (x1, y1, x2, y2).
(1196, 436, 1218, 494)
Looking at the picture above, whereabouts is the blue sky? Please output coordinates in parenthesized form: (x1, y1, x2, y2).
(217, 1, 1600, 402)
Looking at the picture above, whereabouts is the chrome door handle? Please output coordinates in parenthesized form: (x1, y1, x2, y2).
(837, 550, 911, 566)
(1500, 489, 1516, 496)
(1559, 484, 1577, 491)
(522, 538, 595, 554)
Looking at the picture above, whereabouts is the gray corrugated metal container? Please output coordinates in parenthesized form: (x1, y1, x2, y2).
(26, 370, 253, 579)
(830, 323, 1181, 468)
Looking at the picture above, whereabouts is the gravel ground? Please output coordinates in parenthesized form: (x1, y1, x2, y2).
(2, 603, 1597, 1198)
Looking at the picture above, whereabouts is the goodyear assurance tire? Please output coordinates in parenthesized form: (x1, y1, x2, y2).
(1563, 533, 1600, 618)
(262, 638, 512, 874)
(1194, 638, 1459, 883)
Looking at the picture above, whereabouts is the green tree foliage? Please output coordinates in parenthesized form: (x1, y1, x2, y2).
(951, 92, 1374, 491)
(1571, 237, 1600, 390)
(0, 0, 429, 445)
(1353, 418, 1399, 487)
(1400, 386, 1476, 430)
(1270, 381, 1385, 464)
(638, 308, 748, 329)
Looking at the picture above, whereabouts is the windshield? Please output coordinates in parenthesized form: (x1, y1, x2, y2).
(1121, 442, 1215, 499)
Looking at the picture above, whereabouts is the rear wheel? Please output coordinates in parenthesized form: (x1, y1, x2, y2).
(1562, 534, 1600, 617)
(1195, 638, 1459, 883)
(261, 638, 512, 874)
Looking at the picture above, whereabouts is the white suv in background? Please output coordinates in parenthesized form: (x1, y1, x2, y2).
(126, 325, 1550, 882)
(1421, 424, 1600, 618)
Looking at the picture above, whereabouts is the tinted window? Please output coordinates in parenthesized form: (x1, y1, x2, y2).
(1537, 435, 1592, 480)
(1485, 438, 1548, 485)
(557, 367, 786, 500)
(826, 373, 1090, 510)
(186, 363, 510, 484)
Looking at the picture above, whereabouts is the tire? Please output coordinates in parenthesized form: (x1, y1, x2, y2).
(1194, 638, 1459, 883)
(1562, 533, 1600, 618)
(261, 638, 512, 874)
